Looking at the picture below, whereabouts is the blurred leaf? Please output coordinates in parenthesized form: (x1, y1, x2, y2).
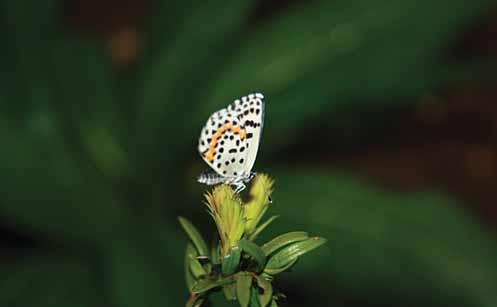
(0, 253, 106, 307)
(205, 0, 495, 150)
(189, 255, 208, 279)
(236, 272, 252, 307)
(185, 243, 198, 292)
(0, 0, 59, 118)
(179, 216, 210, 256)
(223, 283, 238, 301)
(222, 246, 242, 276)
(134, 0, 256, 166)
(142, 0, 197, 59)
(272, 170, 497, 306)
(261, 231, 309, 256)
(0, 20, 127, 242)
(49, 39, 126, 178)
(250, 287, 261, 307)
(249, 215, 279, 241)
(192, 276, 234, 295)
(211, 241, 221, 265)
(254, 275, 273, 307)
(238, 240, 266, 272)
(104, 228, 184, 307)
(0, 120, 128, 241)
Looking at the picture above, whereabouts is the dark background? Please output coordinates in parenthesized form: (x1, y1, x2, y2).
(1, 0, 497, 306)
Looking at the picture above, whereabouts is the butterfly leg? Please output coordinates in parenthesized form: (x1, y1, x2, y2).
(232, 182, 246, 194)
(249, 172, 257, 180)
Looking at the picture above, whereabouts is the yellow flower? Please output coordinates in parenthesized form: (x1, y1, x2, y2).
(205, 185, 245, 256)
(243, 174, 274, 236)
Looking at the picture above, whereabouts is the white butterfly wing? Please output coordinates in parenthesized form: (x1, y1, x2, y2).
(198, 106, 248, 178)
(232, 93, 264, 174)
(198, 93, 264, 179)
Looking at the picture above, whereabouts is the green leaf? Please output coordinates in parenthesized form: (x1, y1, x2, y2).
(222, 246, 241, 276)
(236, 272, 252, 307)
(264, 258, 298, 276)
(185, 244, 198, 292)
(191, 277, 234, 295)
(211, 241, 221, 265)
(238, 240, 267, 272)
(0, 253, 106, 307)
(261, 231, 309, 256)
(206, 0, 495, 152)
(248, 215, 279, 241)
(105, 231, 182, 307)
(273, 171, 497, 306)
(189, 257, 208, 279)
(223, 283, 237, 301)
(265, 237, 327, 270)
(254, 276, 273, 307)
(179, 217, 209, 256)
(249, 286, 261, 307)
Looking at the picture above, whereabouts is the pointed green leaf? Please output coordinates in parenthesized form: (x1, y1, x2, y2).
(238, 240, 266, 272)
(264, 258, 298, 276)
(189, 257, 208, 279)
(223, 283, 237, 301)
(211, 240, 221, 265)
(266, 237, 326, 269)
(261, 231, 309, 256)
(248, 215, 279, 241)
(179, 217, 209, 256)
(236, 272, 252, 307)
(250, 286, 261, 307)
(254, 276, 273, 307)
(185, 244, 198, 292)
(222, 246, 241, 275)
(269, 299, 278, 307)
(191, 276, 234, 295)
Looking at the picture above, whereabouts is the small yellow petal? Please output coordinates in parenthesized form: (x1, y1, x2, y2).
(204, 185, 245, 256)
(244, 174, 274, 235)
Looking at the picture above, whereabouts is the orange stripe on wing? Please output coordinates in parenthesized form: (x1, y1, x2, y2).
(205, 123, 246, 162)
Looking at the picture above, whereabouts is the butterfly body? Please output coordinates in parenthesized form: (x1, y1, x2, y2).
(197, 93, 265, 193)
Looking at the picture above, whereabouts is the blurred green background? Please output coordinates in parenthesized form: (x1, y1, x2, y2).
(1, 0, 497, 306)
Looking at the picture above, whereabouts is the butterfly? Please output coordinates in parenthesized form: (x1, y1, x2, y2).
(197, 93, 265, 193)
